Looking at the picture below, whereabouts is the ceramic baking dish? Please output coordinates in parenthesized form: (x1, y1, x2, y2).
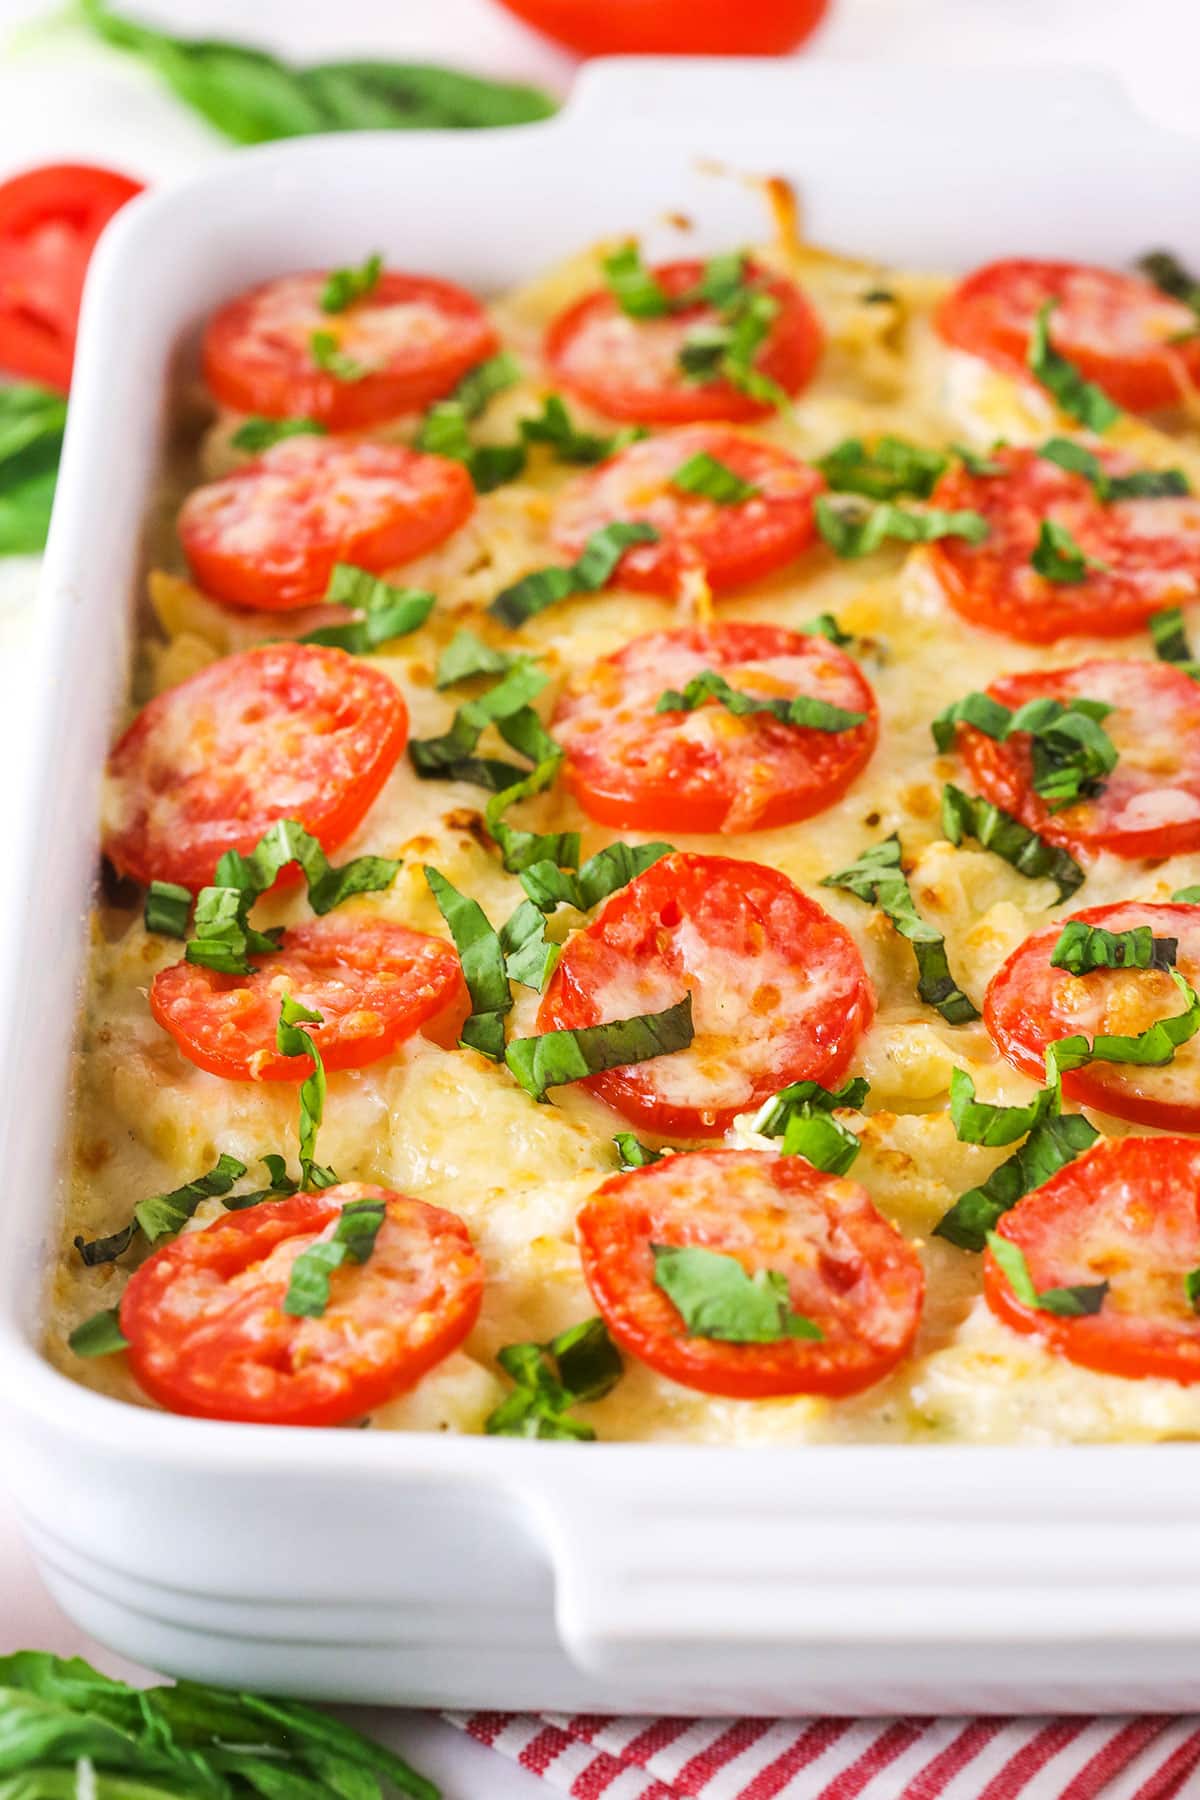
(4, 57, 1200, 1717)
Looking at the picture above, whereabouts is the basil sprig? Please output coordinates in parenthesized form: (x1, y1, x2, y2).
(74, 1152, 247, 1267)
(822, 836, 978, 1024)
(409, 657, 550, 788)
(423, 866, 512, 1059)
(300, 562, 435, 652)
(489, 521, 660, 627)
(652, 1244, 822, 1343)
(486, 1316, 623, 1439)
(519, 394, 641, 466)
(671, 451, 759, 505)
(283, 1197, 385, 1319)
(932, 691, 1118, 813)
(309, 330, 366, 382)
(231, 415, 325, 454)
(614, 1133, 666, 1168)
(815, 495, 988, 559)
(746, 1076, 869, 1175)
(68, 1307, 129, 1357)
(656, 667, 866, 733)
(986, 1231, 1108, 1318)
(1050, 920, 1178, 976)
(506, 995, 695, 1101)
(1028, 300, 1120, 432)
(1150, 606, 1200, 679)
(1038, 436, 1189, 503)
(518, 841, 673, 915)
(941, 783, 1084, 903)
(276, 996, 339, 1190)
(416, 351, 528, 493)
(320, 253, 382, 314)
(0, 382, 68, 556)
(817, 435, 948, 502)
(1030, 518, 1108, 585)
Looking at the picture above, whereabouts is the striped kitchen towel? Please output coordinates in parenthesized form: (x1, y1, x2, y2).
(444, 1712, 1200, 1798)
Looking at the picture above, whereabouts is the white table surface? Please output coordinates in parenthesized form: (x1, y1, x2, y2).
(1, 3, 1199, 1795)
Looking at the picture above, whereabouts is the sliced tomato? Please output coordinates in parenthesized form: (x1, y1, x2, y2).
(927, 446, 1200, 642)
(104, 643, 407, 892)
(577, 1149, 922, 1398)
(177, 435, 474, 612)
(551, 425, 823, 597)
(494, 0, 828, 56)
(119, 1184, 484, 1426)
(985, 1136, 1200, 1385)
(554, 622, 877, 834)
(0, 162, 143, 391)
(937, 259, 1200, 416)
(536, 851, 874, 1137)
(150, 916, 466, 1082)
(985, 901, 1200, 1132)
(544, 259, 822, 425)
(202, 269, 499, 428)
(957, 660, 1200, 861)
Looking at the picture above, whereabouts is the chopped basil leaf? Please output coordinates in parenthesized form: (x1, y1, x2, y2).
(986, 1231, 1108, 1317)
(1174, 884, 1200, 903)
(822, 835, 978, 1024)
(309, 329, 366, 381)
(320, 253, 382, 314)
(603, 243, 671, 318)
(519, 394, 640, 466)
(954, 443, 1005, 477)
(424, 866, 510, 1058)
(670, 451, 759, 505)
(692, 251, 750, 309)
(454, 350, 523, 416)
(815, 495, 988, 558)
(1150, 605, 1200, 680)
(1050, 920, 1178, 976)
(519, 839, 673, 915)
(486, 1315, 623, 1439)
(614, 1132, 666, 1168)
(276, 995, 338, 1189)
(656, 667, 866, 733)
(484, 716, 578, 873)
(1038, 436, 1189, 503)
(804, 611, 854, 647)
(498, 898, 560, 991)
(181, 884, 280, 976)
(409, 659, 548, 782)
(414, 352, 527, 492)
(435, 628, 520, 688)
(74, 1152, 247, 1266)
(780, 1109, 862, 1175)
(948, 1065, 1058, 1148)
(68, 1307, 129, 1357)
(1137, 249, 1200, 316)
(1186, 1268, 1200, 1313)
(861, 286, 896, 305)
(1031, 518, 1108, 585)
(230, 415, 326, 453)
(300, 561, 435, 652)
(490, 521, 660, 627)
(679, 286, 788, 409)
(747, 1076, 868, 1173)
(816, 435, 948, 501)
(202, 817, 399, 923)
(283, 1198, 385, 1318)
(221, 1153, 299, 1210)
(651, 1244, 822, 1343)
(941, 782, 1085, 903)
(144, 880, 191, 937)
(506, 995, 694, 1101)
(1048, 969, 1200, 1074)
(933, 692, 1118, 813)
(935, 1112, 1099, 1251)
(1028, 300, 1120, 432)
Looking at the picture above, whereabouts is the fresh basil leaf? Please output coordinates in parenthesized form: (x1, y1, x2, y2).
(656, 667, 866, 732)
(409, 660, 548, 787)
(486, 1315, 622, 1439)
(490, 520, 660, 628)
(519, 394, 639, 466)
(68, 1308, 129, 1357)
(221, 1153, 299, 1211)
(934, 693, 1117, 814)
(1038, 436, 1189, 503)
(935, 1112, 1099, 1251)
(309, 329, 366, 382)
(651, 1243, 822, 1343)
(940, 782, 1085, 902)
(506, 995, 694, 1101)
(986, 1231, 1108, 1317)
(1174, 884, 1200, 903)
(143, 880, 191, 937)
(519, 840, 673, 915)
(1028, 299, 1121, 432)
(0, 382, 67, 557)
(948, 1065, 1059, 1148)
(231, 414, 326, 453)
(822, 835, 979, 1024)
(679, 286, 788, 409)
(181, 884, 281, 976)
(670, 451, 759, 505)
(1137, 249, 1200, 316)
(816, 435, 948, 501)
(780, 1109, 862, 1175)
(423, 865, 510, 1058)
(1031, 517, 1108, 584)
(602, 243, 671, 318)
(1150, 605, 1200, 679)
(276, 996, 337, 1189)
(283, 1198, 385, 1318)
(484, 722, 578, 873)
(1186, 1267, 1200, 1312)
(453, 350, 522, 418)
(954, 442, 1006, 476)
(748, 1076, 868, 1172)
(614, 1132, 665, 1168)
(74, 1152, 247, 1266)
(300, 562, 435, 652)
(930, 689, 1013, 750)
(815, 495, 988, 558)
(434, 628, 520, 689)
(1050, 920, 1178, 976)
(320, 253, 382, 314)
(416, 400, 525, 493)
(297, 59, 556, 131)
(207, 817, 399, 919)
(498, 898, 559, 992)
(1048, 969, 1200, 1074)
(804, 611, 854, 648)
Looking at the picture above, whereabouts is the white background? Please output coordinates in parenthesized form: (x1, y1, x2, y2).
(1, 3, 1199, 1795)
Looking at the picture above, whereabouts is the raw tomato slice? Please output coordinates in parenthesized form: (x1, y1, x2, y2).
(202, 269, 499, 428)
(553, 622, 877, 833)
(536, 851, 874, 1137)
(177, 435, 474, 611)
(984, 901, 1200, 1132)
(551, 425, 823, 597)
(119, 1184, 484, 1426)
(104, 643, 407, 892)
(150, 916, 466, 1082)
(544, 259, 822, 425)
(985, 1136, 1200, 1385)
(957, 660, 1200, 861)
(927, 446, 1200, 643)
(936, 259, 1200, 415)
(577, 1149, 923, 1398)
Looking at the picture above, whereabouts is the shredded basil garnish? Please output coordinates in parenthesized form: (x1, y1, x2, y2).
(300, 562, 435, 652)
(518, 840, 673, 915)
(1028, 300, 1120, 432)
(1137, 249, 1200, 319)
(231, 415, 326, 454)
(320, 253, 382, 314)
(656, 667, 866, 733)
(276, 996, 338, 1190)
(614, 1132, 666, 1168)
(498, 898, 560, 992)
(211, 817, 398, 923)
(1050, 969, 1200, 1073)
(506, 995, 694, 1102)
(1174, 884, 1200, 903)
(68, 1307, 129, 1357)
(652, 1244, 822, 1343)
(489, 520, 660, 627)
(409, 658, 548, 785)
(670, 451, 759, 505)
(986, 1231, 1108, 1317)
(486, 1315, 623, 1439)
(435, 628, 521, 689)
(1150, 605, 1200, 680)
(484, 710, 578, 872)
(283, 1197, 386, 1318)
(822, 836, 978, 1024)
(816, 435, 948, 501)
(1186, 1268, 1200, 1313)
(74, 1152, 247, 1266)
(954, 443, 1006, 477)
(804, 611, 855, 648)
(423, 866, 511, 1059)
(679, 285, 788, 409)
(309, 329, 366, 382)
(935, 1110, 1099, 1252)
(815, 495, 988, 558)
(144, 880, 192, 937)
(746, 1076, 868, 1175)
(603, 243, 671, 318)
(941, 783, 1085, 902)
(451, 350, 523, 419)
(1050, 921, 1178, 976)
(933, 692, 1118, 813)
(1030, 518, 1108, 585)
(1038, 436, 1189, 503)
(519, 394, 640, 465)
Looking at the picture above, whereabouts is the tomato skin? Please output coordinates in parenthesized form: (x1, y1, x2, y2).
(537, 851, 874, 1137)
(577, 1149, 923, 1399)
(494, 0, 828, 55)
(984, 902, 1200, 1133)
(119, 1185, 484, 1426)
(957, 660, 1200, 862)
(203, 270, 499, 428)
(927, 446, 1200, 643)
(177, 435, 474, 612)
(554, 622, 877, 834)
(985, 1136, 1200, 1385)
(104, 643, 407, 892)
(0, 162, 143, 391)
(545, 259, 822, 425)
(551, 425, 823, 597)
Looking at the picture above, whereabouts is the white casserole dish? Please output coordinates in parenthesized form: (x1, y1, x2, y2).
(5, 57, 1200, 1716)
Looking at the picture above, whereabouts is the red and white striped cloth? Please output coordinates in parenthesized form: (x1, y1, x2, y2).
(444, 1712, 1200, 1799)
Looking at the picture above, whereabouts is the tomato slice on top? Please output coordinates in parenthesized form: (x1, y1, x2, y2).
(985, 1136, 1200, 1386)
(957, 660, 1200, 862)
(553, 622, 877, 834)
(551, 425, 823, 597)
(537, 851, 874, 1137)
(177, 435, 474, 612)
(104, 642, 407, 892)
(927, 446, 1200, 642)
(119, 1184, 484, 1426)
(203, 269, 499, 428)
(544, 258, 822, 424)
(985, 902, 1200, 1132)
(150, 916, 466, 1082)
(936, 258, 1200, 415)
(577, 1149, 924, 1399)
